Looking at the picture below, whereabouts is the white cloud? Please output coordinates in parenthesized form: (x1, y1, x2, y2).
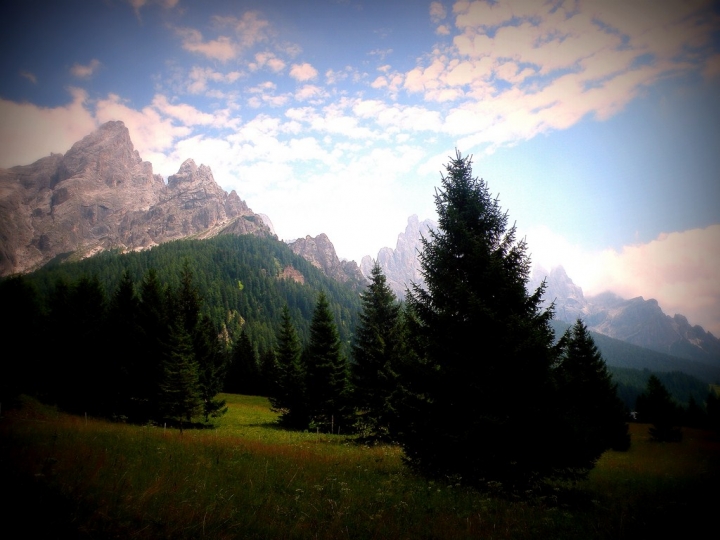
(250, 52, 286, 73)
(430, 2, 447, 23)
(177, 28, 237, 62)
(151, 95, 216, 126)
(127, 0, 178, 15)
(0, 88, 97, 168)
(71, 59, 102, 78)
(95, 93, 191, 159)
(398, 0, 720, 153)
(213, 12, 271, 49)
(290, 62, 318, 82)
(185, 66, 243, 94)
(295, 84, 328, 102)
(19, 71, 37, 84)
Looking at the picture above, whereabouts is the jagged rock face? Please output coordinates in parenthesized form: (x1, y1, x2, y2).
(361, 215, 436, 299)
(0, 121, 271, 275)
(584, 294, 720, 365)
(287, 233, 366, 287)
(529, 265, 588, 322)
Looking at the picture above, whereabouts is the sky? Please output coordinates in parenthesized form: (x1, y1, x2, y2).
(1, 0, 719, 335)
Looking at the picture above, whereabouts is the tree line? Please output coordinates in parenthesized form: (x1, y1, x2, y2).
(4, 151, 720, 490)
(0, 264, 227, 428)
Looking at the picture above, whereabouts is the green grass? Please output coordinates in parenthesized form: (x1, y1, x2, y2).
(1, 395, 718, 539)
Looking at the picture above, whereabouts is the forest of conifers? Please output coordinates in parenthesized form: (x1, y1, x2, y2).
(1, 153, 718, 489)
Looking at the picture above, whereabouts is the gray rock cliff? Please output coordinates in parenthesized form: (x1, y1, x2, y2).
(361, 215, 436, 299)
(0, 121, 271, 275)
(287, 233, 366, 287)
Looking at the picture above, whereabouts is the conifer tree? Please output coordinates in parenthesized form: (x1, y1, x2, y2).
(195, 315, 228, 421)
(137, 268, 169, 419)
(68, 276, 109, 414)
(351, 262, 403, 439)
(636, 375, 682, 442)
(226, 329, 261, 395)
(0, 275, 43, 405)
(258, 347, 280, 397)
(270, 305, 308, 428)
(174, 262, 227, 422)
(107, 270, 142, 417)
(305, 292, 350, 433)
(159, 313, 203, 432)
(401, 151, 556, 488)
(553, 320, 630, 476)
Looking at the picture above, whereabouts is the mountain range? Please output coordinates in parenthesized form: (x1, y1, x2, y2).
(0, 121, 364, 287)
(365, 217, 720, 379)
(2, 121, 718, 381)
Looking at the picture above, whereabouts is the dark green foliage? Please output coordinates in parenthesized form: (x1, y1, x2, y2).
(169, 263, 227, 423)
(270, 306, 309, 428)
(636, 375, 683, 442)
(609, 366, 710, 412)
(0, 275, 43, 405)
(351, 262, 403, 440)
(225, 329, 261, 395)
(21, 234, 361, 354)
(195, 315, 228, 421)
(258, 347, 280, 397)
(553, 320, 630, 476)
(305, 292, 350, 433)
(400, 151, 557, 488)
(0, 262, 229, 428)
(106, 270, 143, 417)
(159, 313, 203, 431)
(50, 276, 109, 414)
(135, 269, 170, 419)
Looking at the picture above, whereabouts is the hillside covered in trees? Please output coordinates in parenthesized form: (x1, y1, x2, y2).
(2, 153, 718, 492)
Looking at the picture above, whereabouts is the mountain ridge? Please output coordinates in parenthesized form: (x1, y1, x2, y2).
(365, 217, 720, 373)
(0, 121, 364, 285)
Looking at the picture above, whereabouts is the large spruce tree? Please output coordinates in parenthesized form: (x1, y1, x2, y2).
(226, 329, 261, 395)
(158, 313, 203, 432)
(401, 151, 557, 488)
(351, 262, 403, 440)
(270, 305, 308, 428)
(305, 292, 350, 433)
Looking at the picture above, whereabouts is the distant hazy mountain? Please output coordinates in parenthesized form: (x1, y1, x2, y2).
(363, 218, 720, 379)
(360, 215, 436, 299)
(550, 319, 720, 383)
(532, 266, 720, 369)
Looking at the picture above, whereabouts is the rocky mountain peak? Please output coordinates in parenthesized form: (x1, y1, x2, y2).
(0, 121, 271, 275)
(287, 233, 366, 287)
(361, 215, 436, 298)
(58, 120, 141, 186)
(529, 265, 588, 322)
(167, 159, 217, 188)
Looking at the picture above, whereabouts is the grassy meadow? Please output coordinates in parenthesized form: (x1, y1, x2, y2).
(1, 394, 718, 539)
